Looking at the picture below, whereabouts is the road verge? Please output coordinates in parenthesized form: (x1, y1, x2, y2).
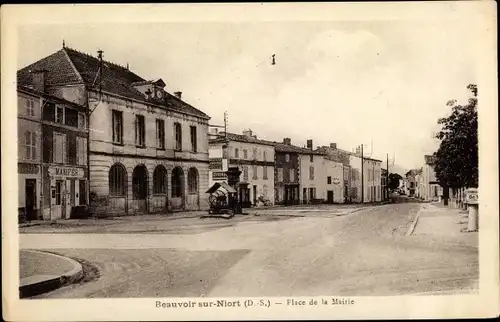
(19, 250, 83, 298)
(406, 205, 424, 236)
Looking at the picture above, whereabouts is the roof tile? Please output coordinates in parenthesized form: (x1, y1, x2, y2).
(17, 47, 209, 119)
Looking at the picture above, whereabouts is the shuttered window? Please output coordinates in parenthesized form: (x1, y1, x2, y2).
(53, 132, 66, 164)
(76, 137, 87, 165)
(24, 131, 37, 160)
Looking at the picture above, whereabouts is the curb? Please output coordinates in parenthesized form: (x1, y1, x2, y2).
(250, 206, 372, 218)
(251, 213, 306, 218)
(337, 206, 375, 216)
(19, 250, 83, 298)
(406, 206, 424, 236)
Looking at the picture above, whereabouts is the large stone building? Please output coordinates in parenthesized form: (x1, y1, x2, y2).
(17, 45, 210, 215)
(208, 130, 275, 207)
(18, 81, 89, 221)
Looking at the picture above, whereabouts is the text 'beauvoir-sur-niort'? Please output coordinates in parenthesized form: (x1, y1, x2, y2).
(156, 298, 355, 309)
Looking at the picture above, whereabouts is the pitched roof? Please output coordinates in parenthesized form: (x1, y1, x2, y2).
(209, 132, 325, 154)
(274, 143, 324, 155)
(315, 146, 382, 162)
(209, 132, 276, 147)
(17, 84, 86, 110)
(17, 47, 209, 119)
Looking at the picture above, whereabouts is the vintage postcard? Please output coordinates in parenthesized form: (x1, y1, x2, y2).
(1, 2, 499, 321)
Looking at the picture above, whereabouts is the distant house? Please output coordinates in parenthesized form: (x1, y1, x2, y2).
(420, 155, 441, 201)
(298, 139, 328, 204)
(316, 143, 351, 203)
(209, 129, 275, 207)
(273, 138, 304, 205)
(405, 169, 420, 197)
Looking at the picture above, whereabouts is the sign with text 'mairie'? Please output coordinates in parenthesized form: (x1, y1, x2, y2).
(466, 188, 478, 205)
(48, 166, 85, 178)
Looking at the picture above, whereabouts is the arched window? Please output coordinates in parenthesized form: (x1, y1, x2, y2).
(188, 168, 198, 194)
(171, 167, 184, 197)
(109, 163, 126, 196)
(174, 122, 182, 151)
(153, 165, 167, 194)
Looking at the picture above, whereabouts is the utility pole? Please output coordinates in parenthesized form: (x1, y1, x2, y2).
(224, 111, 228, 140)
(361, 144, 364, 203)
(386, 153, 389, 200)
(87, 49, 104, 212)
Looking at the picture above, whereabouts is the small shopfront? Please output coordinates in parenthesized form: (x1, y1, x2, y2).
(18, 163, 41, 221)
(45, 165, 88, 220)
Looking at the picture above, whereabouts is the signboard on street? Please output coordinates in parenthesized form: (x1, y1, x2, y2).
(48, 166, 85, 178)
(212, 171, 227, 181)
(466, 188, 478, 205)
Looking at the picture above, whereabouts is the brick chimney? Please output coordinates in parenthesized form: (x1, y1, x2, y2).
(306, 139, 313, 150)
(31, 68, 47, 92)
(283, 138, 291, 145)
(174, 91, 182, 99)
(330, 143, 337, 149)
(243, 129, 253, 137)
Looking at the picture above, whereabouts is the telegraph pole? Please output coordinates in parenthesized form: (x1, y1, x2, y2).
(386, 153, 389, 200)
(224, 111, 228, 140)
(361, 144, 364, 203)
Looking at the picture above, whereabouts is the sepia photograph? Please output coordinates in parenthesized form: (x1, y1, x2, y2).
(2, 2, 498, 321)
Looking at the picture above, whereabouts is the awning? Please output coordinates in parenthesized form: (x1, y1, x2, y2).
(206, 182, 237, 194)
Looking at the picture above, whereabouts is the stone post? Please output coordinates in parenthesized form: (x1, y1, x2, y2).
(466, 188, 478, 232)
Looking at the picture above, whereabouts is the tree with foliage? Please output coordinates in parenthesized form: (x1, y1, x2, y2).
(387, 173, 403, 191)
(434, 84, 478, 189)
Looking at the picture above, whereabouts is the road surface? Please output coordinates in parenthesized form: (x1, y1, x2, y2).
(19, 201, 478, 298)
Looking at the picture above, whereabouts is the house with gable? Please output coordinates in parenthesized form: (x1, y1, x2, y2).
(17, 44, 211, 216)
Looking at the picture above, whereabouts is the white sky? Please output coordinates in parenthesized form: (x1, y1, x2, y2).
(17, 18, 480, 173)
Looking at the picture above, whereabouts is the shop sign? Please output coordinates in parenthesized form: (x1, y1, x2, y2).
(49, 166, 85, 178)
(212, 171, 227, 181)
(18, 163, 39, 174)
(466, 188, 478, 205)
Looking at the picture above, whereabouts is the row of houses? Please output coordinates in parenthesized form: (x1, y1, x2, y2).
(403, 155, 441, 201)
(208, 130, 385, 207)
(17, 44, 385, 221)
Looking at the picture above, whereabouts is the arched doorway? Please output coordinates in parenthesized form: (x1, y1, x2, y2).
(153, 165, 168, 212)
(187, 167, 200, 209)
(171, 167, 185, 211)
(108, 163, 127, 214)
(132, 164, 148, 213)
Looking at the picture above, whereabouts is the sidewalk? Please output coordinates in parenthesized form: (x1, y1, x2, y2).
(19, 211, 207, 228)
(19, 250, 83, 298)
(411, 203, 473, 238)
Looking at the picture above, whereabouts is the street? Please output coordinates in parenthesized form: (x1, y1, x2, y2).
(19, 201, 478, 298)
